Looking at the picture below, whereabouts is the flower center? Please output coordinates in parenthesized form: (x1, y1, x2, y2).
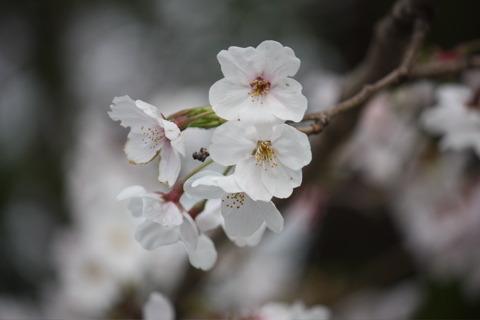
(254, 140, 278, 171)
(141, 125, 166, 148)
(222, 192, 246, 209)
(249, 77, 271, 99)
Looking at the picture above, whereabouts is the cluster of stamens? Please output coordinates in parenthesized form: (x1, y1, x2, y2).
(222, 192, 246, 209)
(254, 140, 278, 171)
(141, 125, 165, 149)
(248, 77, 271, 102)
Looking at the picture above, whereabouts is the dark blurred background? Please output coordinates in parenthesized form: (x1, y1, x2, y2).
(1, 0, 480, 318)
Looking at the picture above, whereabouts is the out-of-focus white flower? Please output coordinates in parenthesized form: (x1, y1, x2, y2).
(118, 185, 217, 271)
(185, 170, 283, 238)
(143, 292, 175, 320)
(108, 95, 186, 187)
(254, 300, 331, 320)
(209, 121, 311, 201)
(209, 40, 307, 123)
(420, 84, 480, 156)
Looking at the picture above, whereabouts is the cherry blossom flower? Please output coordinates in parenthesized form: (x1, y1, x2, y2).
(108, 95, 185, 187)
(143, 292, 175, 320)
(117, 185, 217, 270)
(249, 301, 331, 320)
(209, 40, 307, 123)
(184, 170, 283, 238)
(420, 84, 480, 156)
(209, 121, 311, 201)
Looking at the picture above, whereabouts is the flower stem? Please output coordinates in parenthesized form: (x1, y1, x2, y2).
(166, 159, 214, 203)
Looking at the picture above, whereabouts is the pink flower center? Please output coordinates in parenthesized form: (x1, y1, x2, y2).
(249, 77, 271, 98)
(254, 141, 278, 171)
(140, 125, 166, 148)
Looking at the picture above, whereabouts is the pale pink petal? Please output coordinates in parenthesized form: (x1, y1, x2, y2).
(184, 233, 217, 271)
(209, 121, 257, 165)
(143, 292, 175, 320)
(271, 124, 312, 170)
(135, 220, 180, 250)
(209, 78, 251, 121)
(257, 40, 300, 79)
(235, 157, 273, 201)
(267, 78, 308, 122)
(158, 142, 181, 187)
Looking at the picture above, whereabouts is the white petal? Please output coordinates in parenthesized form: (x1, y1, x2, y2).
(271, 124, 312, 170)
(135, 220, 180, 250)
(261, 163, 301, 199)
(124, 131, 164, 165)
(267, 78, 308, 122)
(238, 97, 287, 124)
(109, 96, 158, 131)
(135, 99, 163, 120)
(158, 142, 181, 187)
(217, 46, 261, 83)
(221, 193, 265, 237)
(142, 198, 183, 226)
(143, 292, 175, 320)
(209, 78, 251, 121)
(217, 174, 243, 193)
(209, 121, 257, 166)
(117, 185, 148, 201)
(161, 119, 186, 156)
(230, 224, 266, 247)
(257, 40, 300, 79)
(185, 234, 217, 271)
(180, 213, 199, 252)
(256, 199, 283, 233)
(195, 199, 222, 232)
(235, 157, 273, 201)
(184, 171, 225, 199)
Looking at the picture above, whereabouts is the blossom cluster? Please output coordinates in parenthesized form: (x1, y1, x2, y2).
(108, 40, 311, 271)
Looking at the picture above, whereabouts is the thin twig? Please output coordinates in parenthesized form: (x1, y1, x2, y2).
(297, 19, 429, 135)
(410, 54, 480, 79)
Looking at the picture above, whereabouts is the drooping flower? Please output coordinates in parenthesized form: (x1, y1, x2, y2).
(117, 186, 217, 270)
(420, 84, 480, 156)
(209, 40, 307, 124)
(108, 96, 185, 187)
(184, 170, 283, 238)
(208, 120, 311, 201)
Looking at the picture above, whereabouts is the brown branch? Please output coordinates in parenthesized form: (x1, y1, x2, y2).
(410, 54, 480, 79)
(297, 19, 428, 135)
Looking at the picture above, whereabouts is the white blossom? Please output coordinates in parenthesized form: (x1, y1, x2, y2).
(254, 301, 331, 320)
(185, 170, 283, 238)
(117, 185, 217, 271)
(420, 84, 480, 156)
(143, 292, 175, 320)
(209, 40, 307, 123)
(209, 120, 311, 201)
(108, 95, 185, 187)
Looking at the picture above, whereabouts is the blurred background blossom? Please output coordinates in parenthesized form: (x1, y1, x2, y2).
(2, 0, 480, 319)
